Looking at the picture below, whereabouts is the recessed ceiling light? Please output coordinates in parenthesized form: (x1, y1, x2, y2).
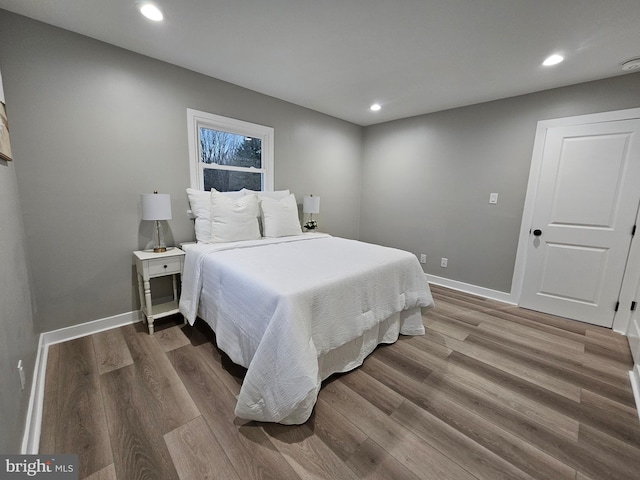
(370, 104, 382, 111)
(621, 58, 640, 71)
(139, 3, 164, 22)
(542, 54, 564, 66)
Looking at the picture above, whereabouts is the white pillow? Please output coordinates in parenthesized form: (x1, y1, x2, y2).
(260, 193, 302, 238)
(221, 190, 245, 199)
(186, 188, 213, 243)
(241, 189, 291, 235)
(210, 192, 261, 243)
(186, 188, 246, 243)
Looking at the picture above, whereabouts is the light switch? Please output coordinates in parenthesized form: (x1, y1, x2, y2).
(489, 192, 499, 204)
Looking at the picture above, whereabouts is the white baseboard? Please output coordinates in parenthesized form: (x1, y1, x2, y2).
(41, 310, 142, 347)
(426, 274, 516, 305)
(21, 310, 142, 454)
(20, 334, 47, 454)
(631, 365, 640, 424)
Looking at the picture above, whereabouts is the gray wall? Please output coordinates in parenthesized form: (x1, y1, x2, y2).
(0, 10, 363, 333)
(0, 68, 38, 453)
(360, 73, 640, 293)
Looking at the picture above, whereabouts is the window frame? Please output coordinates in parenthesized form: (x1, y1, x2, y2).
(186, 108, 274, 191)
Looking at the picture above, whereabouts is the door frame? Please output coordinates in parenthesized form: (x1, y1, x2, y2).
(511, 107, 640, 334)
(615, 203, 640, 334)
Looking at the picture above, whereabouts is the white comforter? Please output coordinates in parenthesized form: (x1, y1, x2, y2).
(179, 234, 434, 424)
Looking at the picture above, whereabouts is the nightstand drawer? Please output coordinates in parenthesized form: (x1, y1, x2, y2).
(148, 257, 182, 276)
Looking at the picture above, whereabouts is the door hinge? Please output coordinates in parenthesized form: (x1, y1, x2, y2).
(633, 225, 637, 236)
(632, 301, 637, 312)
(615, 301, 620, 312)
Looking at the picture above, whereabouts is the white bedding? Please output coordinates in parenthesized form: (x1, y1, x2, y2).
(179, 233, 434, 424)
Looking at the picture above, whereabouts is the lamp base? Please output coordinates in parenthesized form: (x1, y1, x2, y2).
(153, 246, 167, 253)
(304, 220, 318, 230)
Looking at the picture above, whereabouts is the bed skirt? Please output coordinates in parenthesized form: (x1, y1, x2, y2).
(316, 306, 424, 382)
(235, 306, 424, 424)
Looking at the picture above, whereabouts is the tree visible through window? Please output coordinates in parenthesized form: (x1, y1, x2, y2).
(200, 128, 262, 191)
(187, 109, 274, 192)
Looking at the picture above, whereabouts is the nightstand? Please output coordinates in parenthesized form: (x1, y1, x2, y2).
(133, 248, 185, 334)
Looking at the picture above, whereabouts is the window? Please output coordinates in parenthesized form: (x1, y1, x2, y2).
(187, 109, 274, 191)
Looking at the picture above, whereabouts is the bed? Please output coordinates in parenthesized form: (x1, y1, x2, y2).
(179, 189, 434, 424)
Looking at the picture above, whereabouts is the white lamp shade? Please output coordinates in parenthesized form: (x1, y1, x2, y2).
(303, 195, 320, 214)
(141, 193, 172, 220)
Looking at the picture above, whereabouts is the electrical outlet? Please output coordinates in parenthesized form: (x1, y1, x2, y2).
(441, 257, 448, 268)
(17, 360, 25, 391)
(420, 254, 426, 264)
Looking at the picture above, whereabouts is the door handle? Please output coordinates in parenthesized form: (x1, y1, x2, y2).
(533, 229, 542, 237)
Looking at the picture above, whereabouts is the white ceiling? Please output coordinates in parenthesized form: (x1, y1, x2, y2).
(1, 0, 639, 126)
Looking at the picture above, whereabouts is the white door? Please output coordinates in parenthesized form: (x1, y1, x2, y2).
(519, 119, 640, 327)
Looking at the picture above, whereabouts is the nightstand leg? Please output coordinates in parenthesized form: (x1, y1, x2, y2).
(136, 274, 146, 325)
(172, 274, 178, 302)
(144, 279, 154, 335)
(172, 273, 186, 324)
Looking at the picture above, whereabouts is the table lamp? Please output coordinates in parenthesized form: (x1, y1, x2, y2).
(303, 194, 320, 230)
(141, 191, 172, 252)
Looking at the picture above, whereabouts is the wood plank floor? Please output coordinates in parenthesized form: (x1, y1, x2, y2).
(39, 285, 640, 479)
